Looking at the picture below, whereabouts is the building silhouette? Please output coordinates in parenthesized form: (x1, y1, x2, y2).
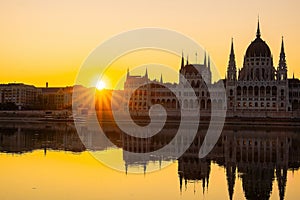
(0, 82, 73, 110)
(0, 83, 38, 110)
(123, 20, 300, 118)
(226, 20, 290, 117)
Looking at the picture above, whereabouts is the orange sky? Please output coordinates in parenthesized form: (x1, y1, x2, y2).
(1, 0, 300, 88)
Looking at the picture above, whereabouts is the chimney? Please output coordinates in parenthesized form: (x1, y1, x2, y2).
(46, 82, 48, 88)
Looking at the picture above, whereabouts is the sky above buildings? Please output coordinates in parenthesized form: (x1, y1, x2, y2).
(1, 0, 300, 88)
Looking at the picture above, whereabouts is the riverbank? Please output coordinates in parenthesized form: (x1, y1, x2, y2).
(1, 110, 300, 126)
(0, 110, 73, 122)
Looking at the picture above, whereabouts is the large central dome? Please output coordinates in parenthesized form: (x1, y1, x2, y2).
(245, 37, 271, 57)
(238, 20, 276, 81)
(245, 21, 271, 57)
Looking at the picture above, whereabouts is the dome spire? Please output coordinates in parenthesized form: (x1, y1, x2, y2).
(256, 17, 261, 38)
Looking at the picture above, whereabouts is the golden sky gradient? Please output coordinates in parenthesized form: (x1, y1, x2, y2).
(1, 0, 300, 88)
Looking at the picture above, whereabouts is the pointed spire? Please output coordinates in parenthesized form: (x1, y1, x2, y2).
(186, 55, 189, 65)
(204, 51, 207, 67)
(145, 67, 148, 78)
(229, 38, 236, 66)
(181, 52, 185, 69)
(160, 73, 163, 83)
(227, 38, 237, 81)
(127, 68, 130, 77)
(230, 38, 235, 56)
(280, 36, 285, 57)
(278, 36, 287, 73)
(208, 54, 211, 70)
(256, 17, 261, 38)
(229, 38, 235, 61)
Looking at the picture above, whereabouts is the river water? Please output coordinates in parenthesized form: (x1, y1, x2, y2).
(0, 121, 300, 200)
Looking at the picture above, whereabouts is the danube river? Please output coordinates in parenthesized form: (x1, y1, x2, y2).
(1, 121, 300, 200)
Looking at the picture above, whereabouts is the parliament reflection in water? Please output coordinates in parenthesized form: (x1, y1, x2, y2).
(0, 122, 300, 200)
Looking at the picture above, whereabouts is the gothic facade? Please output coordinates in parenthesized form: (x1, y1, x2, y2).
(226, 21, 292, 117)
(123, 20, 300, 118)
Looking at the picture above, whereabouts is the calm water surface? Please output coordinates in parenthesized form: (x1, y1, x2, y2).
(0, 121, 300, 200)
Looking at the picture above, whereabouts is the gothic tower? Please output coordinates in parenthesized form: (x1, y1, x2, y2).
(277, 37, 290, 111)
(226, 39, 237, 111)
(277, 37, 287, 81)
(227, 38, 237, 81)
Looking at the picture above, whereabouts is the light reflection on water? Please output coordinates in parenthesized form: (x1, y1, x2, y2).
(0, 121, 300, 200)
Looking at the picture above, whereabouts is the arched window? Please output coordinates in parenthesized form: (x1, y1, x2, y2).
(151, 99, 155, 105)
(200, 99, 205, 109)
(262, 68, 265, 80)
(207, 99, 211, 110)
(237, 86, 241, 96)
(266, 86, 271, 96)
(248, 86, 253, 96)
(260, 86, 265, 96)
(183, 99, 188, 108)
(272, 86, 277, 96)
(191, 80, 195, 88)
(189, 99, 193, 108)
(243, 86, 247, 96)
(255, 68, 260, 80)
(172, 99, 176, 108)
(166, 99, 171, 108)
(254, 86, 259, 96)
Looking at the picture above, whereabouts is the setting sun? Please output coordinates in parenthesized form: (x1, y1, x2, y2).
(96, 80, 106, 90)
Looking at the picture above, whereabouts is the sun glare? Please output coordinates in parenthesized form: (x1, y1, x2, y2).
(96, 80, 106, 90)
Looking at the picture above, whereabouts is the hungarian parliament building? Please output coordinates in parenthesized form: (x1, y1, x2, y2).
(123, 21, 300, 118)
